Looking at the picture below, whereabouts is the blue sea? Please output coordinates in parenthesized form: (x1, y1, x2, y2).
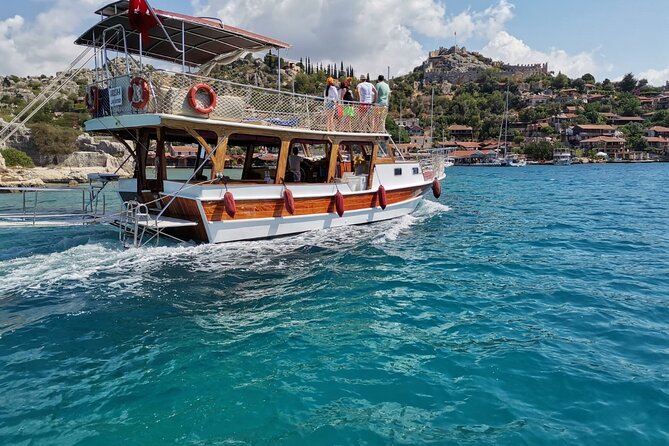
(1, 164, 668, 445)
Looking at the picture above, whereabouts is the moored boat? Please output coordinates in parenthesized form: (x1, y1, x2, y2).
(553, 148, 573, 166)
(75, 0, 445, 244)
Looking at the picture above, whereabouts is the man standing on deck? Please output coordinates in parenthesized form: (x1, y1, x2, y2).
(375, 75, 390, 107)
(356, 75, 377, 104)
(374, 75, 391, 132)
(356, 76, 377, 132)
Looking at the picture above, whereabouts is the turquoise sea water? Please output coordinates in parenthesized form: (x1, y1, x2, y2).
(1, 164, 668, 445)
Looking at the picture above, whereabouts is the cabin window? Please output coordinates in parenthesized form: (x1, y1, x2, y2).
(394, 168, 403, 176)
(340, 142, 373, 178)
(412, 167, 420, 175)
(377, 141, 393, 160)
(229, 134, 281, 182)
(287, 139, 331, 183)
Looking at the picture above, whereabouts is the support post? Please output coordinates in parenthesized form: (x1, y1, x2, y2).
(367, 143, 379, 189)
(155, 127, 166, 191)
(211, 134, 229, 179)
(184, 127, 225, 178)
(275, 139, 291, 183)
(135, 129, 150, 198)
(327, 142, 340, 182)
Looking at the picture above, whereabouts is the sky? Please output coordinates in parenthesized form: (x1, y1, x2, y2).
(1, 0, 668, 85)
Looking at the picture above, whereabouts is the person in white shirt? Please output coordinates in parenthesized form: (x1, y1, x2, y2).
(288, 146, 303, 182)
(356, 76, 377, 131)
(324, 77, 339, 131)
(356, 75, 377, 104)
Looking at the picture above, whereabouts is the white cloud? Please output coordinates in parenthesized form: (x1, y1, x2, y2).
(190, 0, 516, 78)
(481, 31, 597, 78)
(638, 67, 669, 87)
(0, 0, 105, 76)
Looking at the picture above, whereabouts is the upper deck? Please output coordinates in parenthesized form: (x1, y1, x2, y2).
(84, 70, 388, 135)
(78, 1, 388, 136)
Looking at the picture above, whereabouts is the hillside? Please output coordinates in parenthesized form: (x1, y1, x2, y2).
(1, 48, 669, 166)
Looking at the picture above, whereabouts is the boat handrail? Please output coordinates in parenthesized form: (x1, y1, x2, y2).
(86, 69, 389, 135)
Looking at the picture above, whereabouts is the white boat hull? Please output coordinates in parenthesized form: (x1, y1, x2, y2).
(203, 195, 422, 243)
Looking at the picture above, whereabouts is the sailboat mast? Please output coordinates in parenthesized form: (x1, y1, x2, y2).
(503, 84, 509, 158)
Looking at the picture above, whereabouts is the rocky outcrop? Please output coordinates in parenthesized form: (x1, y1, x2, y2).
(60, 151, 127, 170)
(0, 118, 31, 152)
(76, 133, 127, 156)
(0, 169, 45, 187)
(0, 150, 133, 186)
(0, 152, 5, 170)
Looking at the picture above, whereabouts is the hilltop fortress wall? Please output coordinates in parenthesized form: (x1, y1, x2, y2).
(422, 46, 548, 84)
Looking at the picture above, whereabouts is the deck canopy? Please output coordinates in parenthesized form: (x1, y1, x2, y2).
(75, 0, 290, 67)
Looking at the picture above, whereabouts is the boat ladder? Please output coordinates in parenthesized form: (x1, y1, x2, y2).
(116, 200, 197, 248)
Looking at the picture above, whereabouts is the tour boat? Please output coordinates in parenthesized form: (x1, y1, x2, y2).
(553, 148, 572, 166)
(73, 0, 446, 245)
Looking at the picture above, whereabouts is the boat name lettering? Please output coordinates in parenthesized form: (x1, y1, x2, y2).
(109, 87, 123, 107)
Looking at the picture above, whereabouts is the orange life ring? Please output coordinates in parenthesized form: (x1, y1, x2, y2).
(85, 86, 99, 113)
(188, 83, 217, 114)
(128, 77, 151, 109)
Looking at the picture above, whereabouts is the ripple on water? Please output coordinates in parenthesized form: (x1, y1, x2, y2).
(1, 164, 669, 445)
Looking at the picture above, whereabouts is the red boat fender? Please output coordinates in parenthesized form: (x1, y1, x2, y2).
(223, 191, 236, 218)
(85, 86, 99, 113)
(335, 191, 345, 217)
(377, 185, 387, 210)
(432, 178, 442, 199)
(283, 188, 295, 215)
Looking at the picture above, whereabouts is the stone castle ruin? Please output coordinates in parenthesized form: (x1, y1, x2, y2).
(422, 46, 548, 84)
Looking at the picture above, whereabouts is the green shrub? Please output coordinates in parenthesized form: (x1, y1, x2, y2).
(1, 148, 34, 167)
(28, 123, 79, 155)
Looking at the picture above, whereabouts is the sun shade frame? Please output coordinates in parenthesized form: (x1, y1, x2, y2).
(75, 0, 290, 67)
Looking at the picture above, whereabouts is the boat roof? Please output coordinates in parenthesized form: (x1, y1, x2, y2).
(75, 0, 290, 67)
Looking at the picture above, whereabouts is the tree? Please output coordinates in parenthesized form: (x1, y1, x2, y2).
(522, 140, 554, 161)
(621, 122, 649, 151)
(551, 72, 570, 89)
(28, 123, 79, 155)
(650, 110, 669, 127)
(571, 78, 586, 93)
(616, 93, 641, 116)
(385, 116, 409, 143)
(581, 73, 596, 83)
(618, 72, 637, 93)
(0, 148, 34, 167)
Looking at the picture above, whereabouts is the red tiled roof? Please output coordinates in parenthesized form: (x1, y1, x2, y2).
(575, 124, 615, 130)
(450, 149, 496, 158)
(580, 136, 625, 143)
(645, 136, 669, 143)
(610, 116, 644, 121)
(649, 126, 669, 132)
(456, 141, 482, 148)
(448, 124, 473, 131)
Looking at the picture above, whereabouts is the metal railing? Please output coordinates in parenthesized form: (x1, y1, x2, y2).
(87, 70, 389, 134)
(419, 153, 447, 180)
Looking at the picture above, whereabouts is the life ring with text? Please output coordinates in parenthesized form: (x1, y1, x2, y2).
(128, 77, 151, 109)
(85, 86, 99, 113)
(188, 83, 217, 114)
